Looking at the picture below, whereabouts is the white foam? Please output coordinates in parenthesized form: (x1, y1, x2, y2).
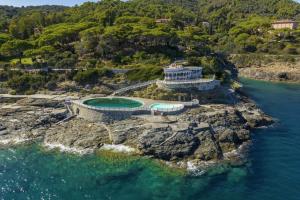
(43, 142, 92, 155)
(187, 161, 198, 171)
(101, 144, 136, 153)
(186, 161, 205, 176)
(0, 137, 31, 145)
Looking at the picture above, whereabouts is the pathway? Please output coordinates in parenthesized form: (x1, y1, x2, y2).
(112, 80, 157, 96)
(0, 94, 78, 101)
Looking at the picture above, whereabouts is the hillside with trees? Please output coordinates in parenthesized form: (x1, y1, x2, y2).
(0, 0, 300, 93)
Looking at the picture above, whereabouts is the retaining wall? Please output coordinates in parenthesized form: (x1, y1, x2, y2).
(71, 103, 134, 123)
(157, 79, 220, 91)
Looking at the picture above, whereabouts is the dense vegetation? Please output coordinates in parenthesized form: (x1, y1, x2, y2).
(1, 0, 300, 93)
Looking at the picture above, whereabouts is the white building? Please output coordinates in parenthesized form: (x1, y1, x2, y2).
(271, 20, 298, 30)
(157, 62, 220, 91)
(164, 63, 203, 81)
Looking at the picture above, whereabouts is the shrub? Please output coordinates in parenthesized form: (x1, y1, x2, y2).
(55, 58, 77, 68)
(0, 71, 8, 82)
(73, 68, 113, 85)
(46, 80, 58, 90)
(7, 74, 45, 93)
(126, 66, 163, 81)
(284, 45, 298, 55)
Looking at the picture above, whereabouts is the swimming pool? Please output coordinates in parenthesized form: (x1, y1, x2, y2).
(150, 103, 184, 112)
(83, 97, 144, 109)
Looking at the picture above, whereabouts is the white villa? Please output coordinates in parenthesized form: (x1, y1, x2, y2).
(157, 62, 220, 91)
(164, 63, 203, 81)
(271, 20, 298, 30)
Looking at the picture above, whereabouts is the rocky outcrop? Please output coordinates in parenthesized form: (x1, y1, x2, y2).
(16, 98, 64, 108)
(0, 98, 67, 145)
(229, 54, 300, 83)
(0, 96, 273, 170)
(138, 123, 200, 160)
(235, 102, 274, 128)
(44, 119, 111, 152)
(239, 66, 300, 83)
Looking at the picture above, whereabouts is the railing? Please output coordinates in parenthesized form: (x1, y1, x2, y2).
(157, 79, 218, 85)
(150, 104, 185, 113)
(112, 80, 157, 96)
(182, 99, 199, 107)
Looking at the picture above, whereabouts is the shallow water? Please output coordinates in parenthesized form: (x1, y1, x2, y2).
(0, 79, 299, 200)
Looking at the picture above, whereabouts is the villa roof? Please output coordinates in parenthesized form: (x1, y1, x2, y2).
(164, 65, 202, 72)
(272, 20, 297, 24)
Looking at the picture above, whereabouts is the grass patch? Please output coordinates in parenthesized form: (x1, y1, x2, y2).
(10, 58, 33, 65)
(126, 65, 163, 81)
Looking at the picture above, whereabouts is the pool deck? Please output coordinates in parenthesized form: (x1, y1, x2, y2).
(70, 96, 199, 122)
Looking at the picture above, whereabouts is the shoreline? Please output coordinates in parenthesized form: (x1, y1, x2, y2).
(238, 67, 300, 84)
(239, 75, 300, 84)
(0, 90, 274, 172)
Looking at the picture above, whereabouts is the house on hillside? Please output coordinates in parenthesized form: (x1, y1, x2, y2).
(271, 20, 298, 30)
(156, 62, 220, 91)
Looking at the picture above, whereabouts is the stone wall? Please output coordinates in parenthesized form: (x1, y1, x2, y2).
(71, 103, 133, 123)
(157, 80, 220, 91)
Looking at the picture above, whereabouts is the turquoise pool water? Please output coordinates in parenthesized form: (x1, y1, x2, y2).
(0, 79, 300, 200)
(83, 98, 143, 109)
(150, 103, 183, 111)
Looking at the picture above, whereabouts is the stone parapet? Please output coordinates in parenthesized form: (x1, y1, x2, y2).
(157, 79, 220, 91)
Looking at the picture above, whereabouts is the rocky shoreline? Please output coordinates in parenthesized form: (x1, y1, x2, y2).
(0, 93, 273, 172)
(239, 66, 300, 83)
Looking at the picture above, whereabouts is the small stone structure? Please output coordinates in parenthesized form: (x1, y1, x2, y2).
(157, 62, 220, 91)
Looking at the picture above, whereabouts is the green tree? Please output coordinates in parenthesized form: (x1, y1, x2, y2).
(0, 39, 32, 63)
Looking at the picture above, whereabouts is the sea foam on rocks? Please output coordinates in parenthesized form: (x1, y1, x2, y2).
(101, 144, 136, 153)
(43, 142, 93, 155)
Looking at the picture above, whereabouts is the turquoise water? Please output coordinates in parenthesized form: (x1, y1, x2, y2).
(150, 103, 183, 111)
(0, 79, 300, 200)
(83, 98, 143, 108)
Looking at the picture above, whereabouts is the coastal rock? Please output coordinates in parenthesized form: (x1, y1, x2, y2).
(44, 119, 110, 152)
(108, 119, 146, 145)
(0, 124, 6, 131)
(138, 123, 199, 160)
(236, 102, 274, 128)
(238, 66, 300, 83)
(0, 94, 274, 169)
(0, 124, 7, 136)
(194, 130, 223, 161)
(16, 98, 64, 108)
(0, 106, 67, 134)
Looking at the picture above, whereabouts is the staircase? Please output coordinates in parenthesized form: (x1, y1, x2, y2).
(112, 80, 157, 96)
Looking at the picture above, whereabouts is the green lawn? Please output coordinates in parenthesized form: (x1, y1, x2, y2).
(10, 58, 33, 65)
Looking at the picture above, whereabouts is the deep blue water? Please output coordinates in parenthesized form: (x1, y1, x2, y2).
(0, 79, 299, 200)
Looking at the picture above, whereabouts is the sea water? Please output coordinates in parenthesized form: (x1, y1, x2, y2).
(0, 79, 299, 200)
